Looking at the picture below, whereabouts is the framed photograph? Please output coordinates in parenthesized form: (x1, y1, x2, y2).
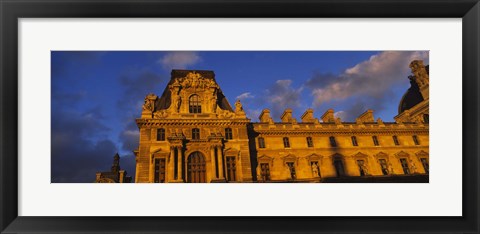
(1, 0, 478, 233)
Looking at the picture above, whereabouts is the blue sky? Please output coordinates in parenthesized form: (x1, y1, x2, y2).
(51, 51, 429, 182)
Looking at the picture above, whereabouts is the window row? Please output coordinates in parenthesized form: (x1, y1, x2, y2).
(258, 157, 429, 181)
(257, 135, 422, 148)
(156, 128, 234, 141)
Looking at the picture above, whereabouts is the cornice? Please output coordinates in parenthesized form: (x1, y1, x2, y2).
(136, 118, 251, 127)
(254, 128, 429, 136)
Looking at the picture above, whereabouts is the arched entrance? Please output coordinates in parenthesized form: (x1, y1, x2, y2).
(187, 151, 206, 183)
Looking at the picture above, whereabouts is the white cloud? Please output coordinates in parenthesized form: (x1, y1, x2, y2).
(236, 92, 254, 100)
(159, 51, 201, 70)
(334, 111, 347, 120)
(309, 51, 429, 107)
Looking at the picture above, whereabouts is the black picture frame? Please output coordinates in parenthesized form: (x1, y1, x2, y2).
(1, 0, 479, 233)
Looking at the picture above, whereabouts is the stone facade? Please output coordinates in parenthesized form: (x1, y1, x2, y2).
(133, 60, 429, 183)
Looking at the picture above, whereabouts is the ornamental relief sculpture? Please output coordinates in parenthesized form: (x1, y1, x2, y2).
(409, 60, 429, 87)
(142, 93, 157, 112)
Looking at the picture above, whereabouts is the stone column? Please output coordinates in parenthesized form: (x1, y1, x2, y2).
(169, 146, 175, 181)
(210, 146, 217, 179)
(217, 146, 225, 179)
(177, 146, 183, 182)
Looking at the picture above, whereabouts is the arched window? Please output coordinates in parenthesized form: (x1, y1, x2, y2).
(157, 128, 165, 141)
(329, 136, 337, 147)
(283, 137, 290, 148)
(225, 128, 233, 140)
(189, 94, 202, 113)
(192, 128, 200, 140)
(258, 137, 266, 148)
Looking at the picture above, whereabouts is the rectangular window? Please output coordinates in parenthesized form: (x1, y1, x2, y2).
(157, 128, 165, 141)
(306, 137, 314, 147)
(351, 136, 358, 146)
(283, 137, 290, 148)
(413, 135, 420, 145)
(286, 162, 296, 180)
(258, 137, 265, 148)
(260, 163, 270, 181)
(226, 156, 236, 181)
(379, 159, 389, 175)
(420, 158, 429, 174)
(357, 160, 366, 176)
(393, 135, 399, 145)
(329, 136, 337, 147)
(192, 128, 200, 140)
(225, 128, 233, 140)
(154, 158, 166, 183)
(372, 136, 379, 146)
(400, 158, 410, 175)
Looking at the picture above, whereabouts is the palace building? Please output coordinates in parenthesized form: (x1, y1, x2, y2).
(130, 60, 429, 183)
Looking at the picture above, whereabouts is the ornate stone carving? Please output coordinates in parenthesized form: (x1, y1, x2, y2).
(409, 60, 429, 87)
(153, 110, 168, 118)
(142, 93, 157, 112)
(210, 95, 218, 113)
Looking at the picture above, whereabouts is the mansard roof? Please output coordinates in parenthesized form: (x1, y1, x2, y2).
(155, 69, 233, 112)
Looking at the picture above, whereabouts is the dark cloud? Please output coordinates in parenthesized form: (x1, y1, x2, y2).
(334, 98, 386, 122)
(51, 109, 118, 183)
(116, 68, 164, 164)
(117, 69, 163, 110)
(119, 120, 139, 152)
(263, 80, 303, 119)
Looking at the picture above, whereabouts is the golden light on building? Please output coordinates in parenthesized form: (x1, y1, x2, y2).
(97, 60, 429, 183)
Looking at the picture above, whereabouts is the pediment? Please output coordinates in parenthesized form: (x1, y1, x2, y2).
(415, 150, 429, 157)
(395, 151, 410, 158)
(258, 155, 273, 163)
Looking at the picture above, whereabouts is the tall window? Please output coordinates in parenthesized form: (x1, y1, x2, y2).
(329, 136, 337, 147)
(260, 163, 270, 181)
(154, 158, 166, 183)
(423, 114, 429, 124)
(351, 136, 358, 146)
(189, 94, 202, 113)
(412, 135, 420, 145)
(258, 137, 266, 148)
(372, 136, 379, 146)
(334, 158, 345, 177)
(283, 137, 290, 148)
(286, 162, 296, 180)
(393, 135, 400, 145)
(306, 137, 314, 147)
(226, 156, 236, 181)
(192, 128, 200, 140)
(400, 158, 410, 174)
(157, 128, 165, 141)
(378, 159, 389, 175)
(357, 160, 366, 176)
(420, 158, 429, 174)
(225, 128, 233, 140)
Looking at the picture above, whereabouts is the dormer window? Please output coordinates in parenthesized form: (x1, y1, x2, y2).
(189, 94, 202, 113)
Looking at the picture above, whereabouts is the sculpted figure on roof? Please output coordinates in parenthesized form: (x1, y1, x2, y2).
(409, 60, 429, 86)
